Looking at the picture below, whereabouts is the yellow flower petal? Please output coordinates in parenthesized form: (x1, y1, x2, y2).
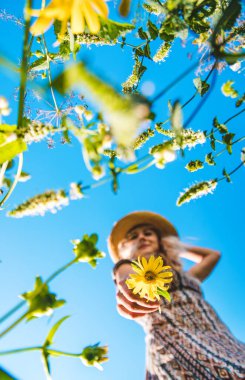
(81, 0, 100, 34)
(30, 16, 54, 36)
(91, 0, 109, 18)
(71, 0, 85, 34)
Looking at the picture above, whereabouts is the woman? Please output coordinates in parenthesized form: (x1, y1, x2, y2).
(108, 211, 245, 380)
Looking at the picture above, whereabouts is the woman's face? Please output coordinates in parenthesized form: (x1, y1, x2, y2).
(118, 224, 160, 260)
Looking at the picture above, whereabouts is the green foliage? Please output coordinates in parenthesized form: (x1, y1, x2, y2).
(213, 117, 228, 134)
(222, 133, 235, 154)
(193, 77, 210, 96)
(0, 369, 17, 380)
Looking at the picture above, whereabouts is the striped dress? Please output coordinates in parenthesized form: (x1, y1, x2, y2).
(135, 270, 245, 380)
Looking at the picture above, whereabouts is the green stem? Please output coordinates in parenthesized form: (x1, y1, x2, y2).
(0, 161, 8, 188)
(45, 258, 77, 284)
(0, 153, 24, 208)
(46, 348, 80, 358)
(151, 59, 203, 103)
(42, 35, 59, 116)
(224, 108, 245, 124)
(0, 258, 77, 325)
(218, 161, 244, 183)
(0, 346, 41, 355)
(122, 159, 155, 174)
(0, 301, 26, 325)
(17, 0, 33, 129)
(213, 135, 245, 159)
(0, 346, 80, 358)
(0, 311, 29, 339)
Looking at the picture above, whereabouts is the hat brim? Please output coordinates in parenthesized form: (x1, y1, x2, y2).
(107, 211, 178, 262)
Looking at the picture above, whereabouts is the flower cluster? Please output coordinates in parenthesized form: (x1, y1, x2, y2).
(133, 128, 154, 150)
(8, 190, 69, 218)
(155, 125, 206, 149)
(185, 160, 204, 172)
(17, 119, 54, 144)
(69, 182, 84, 200)
(153, 42, 172, 63)
(177, 180, 218, 206)
(150, 141, 176, 168)
(80, 343, 108, 371)
(126, 255, 173, 302)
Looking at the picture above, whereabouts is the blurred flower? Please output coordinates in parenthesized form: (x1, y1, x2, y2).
(69, 182, 84, 200)
(126, 255, 173, 302)
(0, 96, 11, 116)
(221, 80, 238, 98)
(8, 190, 69, 218)
(21, 276, 65, 320)
(91, 164, 105, 180)
(80, 343, 108, 371)
(29, 0, 109, 38)
(177, 179, 217, 206)
(71, 233, 105, 267)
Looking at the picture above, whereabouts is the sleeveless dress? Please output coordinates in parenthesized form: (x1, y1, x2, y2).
(135, 270, 245, 380)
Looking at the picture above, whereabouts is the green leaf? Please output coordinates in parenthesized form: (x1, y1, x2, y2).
(147, 20, 158, 40)
(0, 368, 17, 380)
(222, 133, 235, 154)
(157, 288, 171, 302)
(29, 57, 49, 72)
(205, 152, 216, 166)
(222, 168, 232, 183)
(213, 117, 228, 134)
(44, 316, 70, 347)
(41, 349, 52, 380)
(170, 101, 183, 147)
(0, 139, 27, 165)
(215, 0, 241, 33)
(193, 77, 210, 96)
(138, 27, 148, 40)
(0, 124, 17, 133)
(235, 93, 245, 108)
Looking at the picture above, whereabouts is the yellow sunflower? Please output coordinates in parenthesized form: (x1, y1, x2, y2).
(29, 0, 109, 38)
(126, 255, 173, 302)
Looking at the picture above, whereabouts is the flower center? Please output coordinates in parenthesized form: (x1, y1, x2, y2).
(145, 271, 156, 281)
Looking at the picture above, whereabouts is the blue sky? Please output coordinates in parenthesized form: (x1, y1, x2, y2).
(0, 1, 245, 380)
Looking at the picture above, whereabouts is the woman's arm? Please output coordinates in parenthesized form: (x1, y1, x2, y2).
(181, 243, 221, 282)
(114, 262, 160, 319)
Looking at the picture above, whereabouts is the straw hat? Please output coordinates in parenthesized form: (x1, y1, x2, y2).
(107, 211, 178, 262)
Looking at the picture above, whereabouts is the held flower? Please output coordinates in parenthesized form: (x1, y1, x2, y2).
(29, 0, 109, 38)
(126, 255, 173, 302)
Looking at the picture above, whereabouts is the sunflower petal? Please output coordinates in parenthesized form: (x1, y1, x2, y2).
(91, 0, 109, 18)
(71, 0, 85, 34)
(82, 0, 100, 34)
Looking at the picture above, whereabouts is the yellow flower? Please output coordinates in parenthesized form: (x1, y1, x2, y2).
(126, 255, 173, 302)
(29, 0, 109, 38)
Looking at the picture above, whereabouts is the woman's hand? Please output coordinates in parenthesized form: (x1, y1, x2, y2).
(116, 280, 160, 319)
(114, 263, 160, 320)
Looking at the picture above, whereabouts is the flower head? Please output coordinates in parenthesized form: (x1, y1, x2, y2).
(126, 255, 173, 302)
(21, 276, 65, 320)
(80, 343, 108, 371)
(29, 0, 109, 38)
